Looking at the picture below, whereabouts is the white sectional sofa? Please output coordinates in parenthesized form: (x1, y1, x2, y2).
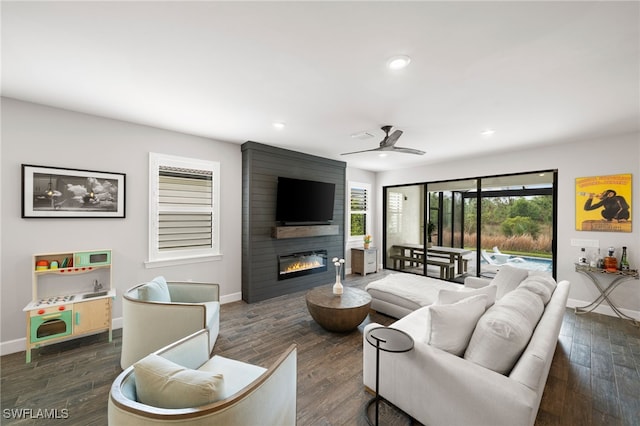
(363, 267, 570, 426)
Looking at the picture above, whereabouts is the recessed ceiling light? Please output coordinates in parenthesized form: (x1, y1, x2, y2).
(272, 122, 286, 130)
(481, 128, 495, 137)
(387, 55, 411, 70)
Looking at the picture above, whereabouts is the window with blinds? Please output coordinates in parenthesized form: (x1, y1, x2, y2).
(149, 153, 220, 264)
(387, 191, 403, 234)
(348, 183, 371, 238)
(158, 167, 213, 251)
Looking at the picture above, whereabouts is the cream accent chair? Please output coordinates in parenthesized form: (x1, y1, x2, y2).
(109, 330, 297, 425)
(121, 279, 220, 369)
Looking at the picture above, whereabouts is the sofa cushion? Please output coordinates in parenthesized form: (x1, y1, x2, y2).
(464, 287, 544, 374)
(134, 353, 224, 408)
(426, 294, 488, 356)
(137, 276, 171, 302)
(492, 265, 529, 299)
(436, 285, 497, 310)
(366, 273, 455, 308)
(198, 355, 267, 399)
(519, 278, 552, 305)
(526, 273, 557, 293)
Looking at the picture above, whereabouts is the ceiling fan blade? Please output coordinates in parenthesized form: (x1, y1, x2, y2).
(340, 147, 383, 155)
(392, 146, 426, 155)
(380, 130, 403, 147)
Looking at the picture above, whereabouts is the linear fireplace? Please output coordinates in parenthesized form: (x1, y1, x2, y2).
(278, 250, 328, 280)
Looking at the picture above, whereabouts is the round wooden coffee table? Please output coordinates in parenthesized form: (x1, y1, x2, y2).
(305, 286, 372, 332)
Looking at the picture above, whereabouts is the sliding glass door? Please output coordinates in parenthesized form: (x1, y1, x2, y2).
(477, 172, 555, 278)
(384, 184, 425, 275)
(426, 180, 477, 280)
(384, 170, 557, 281)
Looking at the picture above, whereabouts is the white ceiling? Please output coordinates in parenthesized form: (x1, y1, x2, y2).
(2, 1, 639, 172)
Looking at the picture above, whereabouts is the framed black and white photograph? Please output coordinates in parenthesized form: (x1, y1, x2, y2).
(22, 164, 126, 218)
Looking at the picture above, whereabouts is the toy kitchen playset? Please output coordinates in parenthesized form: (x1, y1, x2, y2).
(23, 249, 115, 362)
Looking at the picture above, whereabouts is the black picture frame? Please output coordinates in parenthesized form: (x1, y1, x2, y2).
(21, 164, 126, 218)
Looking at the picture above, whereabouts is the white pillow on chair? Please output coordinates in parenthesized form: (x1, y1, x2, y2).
(137, 276, 171, 302)
(134, 353, 224, 409)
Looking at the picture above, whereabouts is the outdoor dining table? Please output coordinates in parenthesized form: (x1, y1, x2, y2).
(392, 243, 471, 275)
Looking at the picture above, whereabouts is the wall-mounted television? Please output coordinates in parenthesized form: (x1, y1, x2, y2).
(276, 177, 335, 224)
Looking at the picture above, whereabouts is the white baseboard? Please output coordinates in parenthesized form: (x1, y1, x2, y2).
(0, 338, 26, 357)
(0, 294, 244, 356)
(220, 292, 242, 304)
(566, 298, 640, 321)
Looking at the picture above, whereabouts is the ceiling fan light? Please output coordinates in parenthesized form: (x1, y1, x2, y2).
(387, 55, 411, 70)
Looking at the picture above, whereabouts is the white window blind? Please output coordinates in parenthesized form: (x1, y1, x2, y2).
(387, 191, 403, 234)
(148, 153, 220, 265)
(158, 167, 213, 251)
(350, 187, 368, 212)
(348, 182, 371, 239)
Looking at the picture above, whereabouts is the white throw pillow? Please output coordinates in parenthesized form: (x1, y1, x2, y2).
(519, 278, 552, 305)
(436, 285, 497, 310)
(426, 294, 488, 356)
(464, 288, 544, 374)
(134, 353, 224, 409)
(492, 265, 529, 299)
(526, 273, 557, 293)
(137, 276, 171, 302)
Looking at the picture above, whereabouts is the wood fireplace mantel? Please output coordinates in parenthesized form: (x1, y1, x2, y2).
(271, 225, 339, 239)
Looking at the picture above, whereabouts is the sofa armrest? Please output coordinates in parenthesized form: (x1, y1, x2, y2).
(363, 322, 538, 426)
(167, 282, 220, 303)
(464, 276, 492, 289)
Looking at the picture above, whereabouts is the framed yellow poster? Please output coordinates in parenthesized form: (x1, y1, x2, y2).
(575, 173, 632, 232)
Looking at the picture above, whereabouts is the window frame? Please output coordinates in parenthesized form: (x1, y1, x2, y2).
(146, 152, 221, 268)
(347, 181, 371, 243)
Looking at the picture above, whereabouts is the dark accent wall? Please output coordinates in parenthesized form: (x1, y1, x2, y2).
(241, 142, 346, 303)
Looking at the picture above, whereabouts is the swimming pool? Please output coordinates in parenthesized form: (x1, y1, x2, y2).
(481, 255, 553, 272)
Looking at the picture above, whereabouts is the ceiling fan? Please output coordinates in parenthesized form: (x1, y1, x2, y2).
(341, 125, 426, 156)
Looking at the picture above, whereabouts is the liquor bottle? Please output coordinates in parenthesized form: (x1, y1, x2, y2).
(604, 247, 617, 272)
(589, 248, 598, 267)
(620, 246, 630, 271)
(596, 248, 605, 269)
(578, 247, 587, 265)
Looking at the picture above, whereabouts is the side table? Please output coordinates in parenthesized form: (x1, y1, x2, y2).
(351, 247, 378, 276)
(574, 264, 639, 326)
(364, 326, 414, 426)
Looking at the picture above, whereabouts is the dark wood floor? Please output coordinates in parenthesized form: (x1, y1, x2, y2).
(1, 270, 639, 425)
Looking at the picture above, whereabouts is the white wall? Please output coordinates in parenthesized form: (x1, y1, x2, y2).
(376, 133, 640, 319)
(345, 167, 377, 272)
(1, 98, 243, 354)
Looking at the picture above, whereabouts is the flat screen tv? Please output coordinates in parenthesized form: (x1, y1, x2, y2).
(276, 177, 335, 224)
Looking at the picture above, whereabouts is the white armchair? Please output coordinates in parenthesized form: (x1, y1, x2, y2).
(109, 329, 297, 425)
(121, 278, 220, 369)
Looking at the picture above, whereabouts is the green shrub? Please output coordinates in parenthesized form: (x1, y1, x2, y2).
(501, 216, 540, 238)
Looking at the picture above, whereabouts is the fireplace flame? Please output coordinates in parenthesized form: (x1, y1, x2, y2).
(284, 259, 322, 273)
